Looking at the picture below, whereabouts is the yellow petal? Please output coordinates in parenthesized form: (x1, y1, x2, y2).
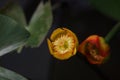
(63, 28, 79, 47)
(53, 51, 73, 60)
(73, 48, 77, 55)
(47, 39, 54, 55)
(50, 28, 64, 41)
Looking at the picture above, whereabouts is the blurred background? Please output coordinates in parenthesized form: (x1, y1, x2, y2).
(0, 0, 120, 80)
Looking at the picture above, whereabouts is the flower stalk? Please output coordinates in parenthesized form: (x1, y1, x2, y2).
(105, 22, 120, 43)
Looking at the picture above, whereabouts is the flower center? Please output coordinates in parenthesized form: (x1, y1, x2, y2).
(85, 42, 104, 61)
(52, 35, 75, 54)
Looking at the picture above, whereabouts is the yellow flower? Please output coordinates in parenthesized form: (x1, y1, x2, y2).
(47, 28, 78, 60)
(78, 35, 110, 64)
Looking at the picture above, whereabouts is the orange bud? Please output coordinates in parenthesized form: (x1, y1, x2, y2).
(78, 35, 110, 64)
(47, 28, 78, 60)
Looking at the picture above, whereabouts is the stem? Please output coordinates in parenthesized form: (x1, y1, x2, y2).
(105, 22, 120, 43)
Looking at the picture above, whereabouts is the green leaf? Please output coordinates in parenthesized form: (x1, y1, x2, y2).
(0, 2, 28, 53)
(0, 15, 30, 56)
(0, 66, 28, 80)
(0, 76, 10, 80)
(0, 2, 27, 26)
(90, 0, 120, 21)
(26, 1, 53, 47)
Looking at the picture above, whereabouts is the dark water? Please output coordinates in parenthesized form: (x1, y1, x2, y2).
(0, 0, 120, 80)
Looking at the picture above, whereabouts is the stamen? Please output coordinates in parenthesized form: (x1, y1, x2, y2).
(52, 35, 75, 54)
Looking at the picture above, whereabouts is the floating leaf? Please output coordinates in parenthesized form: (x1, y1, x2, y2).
(90, 0, 120, 21)
(26, 1, 53, 47)
(0, 2, 27, 26)
(0, 66, 28, 80)
(0, 15, 30, 56)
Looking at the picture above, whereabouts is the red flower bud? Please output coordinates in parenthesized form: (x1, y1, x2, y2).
(78, 35, 110, 64)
